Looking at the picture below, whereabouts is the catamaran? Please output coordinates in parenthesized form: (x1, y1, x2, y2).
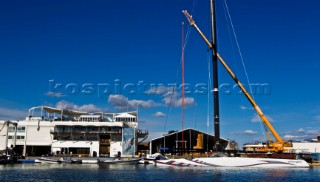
(156, 0, 309, 168)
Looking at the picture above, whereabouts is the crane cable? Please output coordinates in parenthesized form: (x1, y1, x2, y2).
(162, 0, 197, 134)
(222, 0, 267, 141)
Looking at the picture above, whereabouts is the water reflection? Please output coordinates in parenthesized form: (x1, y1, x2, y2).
(0, 163, 318, 182)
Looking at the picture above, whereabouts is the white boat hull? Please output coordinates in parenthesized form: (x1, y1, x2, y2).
(37, 157, 60, 164)
(156, 157, 309, 168)
(98, 158, 141, 165)
(138, 159, 156, 164)
(81, 160, 98, 164)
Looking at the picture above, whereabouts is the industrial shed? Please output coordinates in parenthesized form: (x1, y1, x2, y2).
(149, 128, 229, 155)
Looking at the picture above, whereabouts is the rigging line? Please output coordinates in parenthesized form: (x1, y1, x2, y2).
(220, 2, 249, 137)
(222, 0, 254, 137)
(223, 0, 253, 96)
(162, 28, 192, 134)
(221, 0, 250, 131)
(163, 0, 196, 134)
(163, 0, 196, 135)
(190, 0, 198, 18)
(183, 0, 196, 51)
(223, 0, 267, 141)
(162, 17, 193, 135)
(222, 0, 245, 107)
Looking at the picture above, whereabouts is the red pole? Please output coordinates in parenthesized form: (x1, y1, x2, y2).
(181, 22, 185, 153)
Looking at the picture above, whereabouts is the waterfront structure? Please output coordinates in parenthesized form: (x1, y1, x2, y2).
(149, 128, 229, 155)
(0, 106, 148, 157)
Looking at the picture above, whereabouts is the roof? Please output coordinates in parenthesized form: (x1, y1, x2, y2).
(30, 106, 138, 117)
(115, 113, 135, 118)
(149, 128, 229, 142)
(39, 106, 88, 115)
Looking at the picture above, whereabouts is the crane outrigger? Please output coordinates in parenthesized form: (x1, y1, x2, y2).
(182, 10, 292, 153)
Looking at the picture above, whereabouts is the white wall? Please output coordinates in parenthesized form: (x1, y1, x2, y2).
(110, 141, 122, 157)
(26, 125, 53, 146)
(0, 121, 8, 150)
(52, 141, 99, 157)
(292, 142, 320, 153)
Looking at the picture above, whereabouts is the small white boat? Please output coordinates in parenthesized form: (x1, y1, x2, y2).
(58, 157, 82, 164)
(81, 159, 98, 164)
(98, 158, 141, 165)
(37, 157, 61, 164)
(139, 153, 167, 164)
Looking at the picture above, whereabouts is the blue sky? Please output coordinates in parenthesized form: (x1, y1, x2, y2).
(0, 0, 319, 146)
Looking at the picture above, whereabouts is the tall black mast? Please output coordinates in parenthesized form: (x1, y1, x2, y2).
(210, 0, 220, 150)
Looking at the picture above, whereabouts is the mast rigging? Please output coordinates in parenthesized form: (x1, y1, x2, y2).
(182, 6, 292, 152)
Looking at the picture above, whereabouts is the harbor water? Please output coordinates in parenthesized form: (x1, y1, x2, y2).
(0, 164, 319, 182)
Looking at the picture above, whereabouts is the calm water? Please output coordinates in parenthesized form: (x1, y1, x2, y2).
(0, 163, 319, 182)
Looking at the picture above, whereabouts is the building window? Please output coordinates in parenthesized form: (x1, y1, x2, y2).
(17, 126, 26, 133)
(8, 136, 13, 139)
(16, 136, 25, 140)
(8, 127, 15, 132)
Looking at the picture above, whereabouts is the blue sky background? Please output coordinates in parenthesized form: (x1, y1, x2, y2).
(0, 0, 319, 146)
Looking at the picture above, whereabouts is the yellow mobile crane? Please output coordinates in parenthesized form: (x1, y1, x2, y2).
(182, 10, 292, 153)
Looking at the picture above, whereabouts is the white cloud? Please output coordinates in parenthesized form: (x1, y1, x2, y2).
(130, 99, 159, 109)
(250, 114, 274, 123)
(108, 94, 159, 110)
(0, 107, 27, 120)
(283, 135, 302, 139)
(55, 100, 104, 112)
(240, 106, 253, 110)
(153, 111, 166, 117)
(163, 96, 195, 108)
(294, 128, 319, 135)
(145, 85, 175, 96)
(231, 129, 258, 135)
(242, 130, 258, 135)
(306, 130, 318, 135)
(145, 85, 195, 108)
(107, 94, 128, 109)
(78, 104, 101, 112)
(250, 114, 260, 122)
(282, 128, 320, 141)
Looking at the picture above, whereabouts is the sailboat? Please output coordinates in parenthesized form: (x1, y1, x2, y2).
(155, 0, 309, 168)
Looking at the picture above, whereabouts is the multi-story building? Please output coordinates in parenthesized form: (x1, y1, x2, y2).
(0, 106, 148, 157)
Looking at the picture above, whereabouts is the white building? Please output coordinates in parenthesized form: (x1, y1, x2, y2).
(243, 141, 320, 154)
(0, 106, 148, 157)
(292, 142, 320, 154)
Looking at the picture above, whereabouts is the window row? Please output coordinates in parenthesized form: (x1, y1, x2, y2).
(8, 135, 25, 139)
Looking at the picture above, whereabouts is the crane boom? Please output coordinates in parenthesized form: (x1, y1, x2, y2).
(182, 10, 291, 152)
(216, 54, 283, 143)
